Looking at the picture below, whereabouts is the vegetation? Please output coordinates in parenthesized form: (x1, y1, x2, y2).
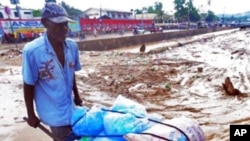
(173, 0, 217, 23)
(29, 1, 83, 18)
(129, 1, 218, 24)
(32, 9, 41, 17)
(60, 1, 83, 18)
(2, 0, 247, 24)
(131, 2, 165, 23)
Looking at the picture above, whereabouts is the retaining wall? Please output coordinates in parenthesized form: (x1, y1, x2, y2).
(77, 27, 232, 51)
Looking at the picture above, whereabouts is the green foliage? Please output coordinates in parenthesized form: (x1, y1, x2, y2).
(147, 6, 155, 13)
(172, 0, 217, 22)
(154, 2, 163, 14)
(154, 2, 165, 22)
(30, 0, 221, 24)
(174, 0, 185, 11)
(205, 10, 217, 22)
(188, 3, 200, 22)
(32, 9, 41, 17)
(135, 1, 164, 22)
(60, 1, 83, 18)
(135, 9, 142, 14)
(174, 0, 186, 21)
(31, 1, 83, 18)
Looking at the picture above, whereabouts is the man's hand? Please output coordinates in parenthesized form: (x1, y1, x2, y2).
(74, 97, 83, 106)
(27, 116, 40, 128)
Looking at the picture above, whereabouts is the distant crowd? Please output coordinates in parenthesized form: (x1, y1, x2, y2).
(0, 31, 45, 44)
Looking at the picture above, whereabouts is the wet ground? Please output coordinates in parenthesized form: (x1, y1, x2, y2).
(76, 28, 250, 141)
(1, 28, 250, 141)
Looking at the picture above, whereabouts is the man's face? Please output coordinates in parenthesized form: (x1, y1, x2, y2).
(45, 20, 69, 42)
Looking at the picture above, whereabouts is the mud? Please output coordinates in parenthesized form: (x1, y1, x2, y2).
(1, 29, 250, 141)
(76, 29, 250, 141)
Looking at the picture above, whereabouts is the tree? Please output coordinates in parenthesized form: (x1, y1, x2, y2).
(132, 2, 165, 22)
(187, 1, 202, 22)
(154, 2, 163, 14)
(32, 9, 42, 17)
(135, 9, 142, 14)
(173, 0, 186, 21)
(60, 1, 83, 18)
(189, 6, 200, 22)
(205, 10, 217, 22)
(153, 2, 165, 23)
(147, 6, 155, 13)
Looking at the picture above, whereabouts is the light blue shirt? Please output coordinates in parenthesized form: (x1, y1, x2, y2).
(22, 33, 81, 126)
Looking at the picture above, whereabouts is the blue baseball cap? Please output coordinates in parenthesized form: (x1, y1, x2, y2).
(41, 2, 74, 23)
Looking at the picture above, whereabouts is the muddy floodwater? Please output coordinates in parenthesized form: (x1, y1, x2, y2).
(77, 29, 250, 141)
(1, 28, 250, 141)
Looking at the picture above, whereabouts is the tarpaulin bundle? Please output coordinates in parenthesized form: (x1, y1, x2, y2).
(71, 95, 204, 141)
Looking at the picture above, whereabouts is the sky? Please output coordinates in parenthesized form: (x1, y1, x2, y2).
(0, 0, 250, 15)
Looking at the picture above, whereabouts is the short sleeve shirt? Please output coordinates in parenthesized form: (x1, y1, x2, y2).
(22, 33, 81, 126)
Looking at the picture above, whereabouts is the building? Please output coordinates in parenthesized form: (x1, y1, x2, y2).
(0, 7, 35, 19)
(134, 13, 157, 20)
(0, 7, 43, 38)
(81, 8, 133, 19)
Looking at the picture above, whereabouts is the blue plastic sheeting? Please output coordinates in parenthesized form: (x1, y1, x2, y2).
(103, 112, 151, 135)
(71, 95, 163, 141)
(71, 106, 88, 125)
(72, 106, 105, 136)
(92, 131, 126, 141)
(109, 95, 147, 118)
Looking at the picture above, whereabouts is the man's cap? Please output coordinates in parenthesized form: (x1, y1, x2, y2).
(41, 2, 74, 23)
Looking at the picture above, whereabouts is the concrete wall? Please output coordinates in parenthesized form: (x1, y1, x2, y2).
(77, 27, 231, 51)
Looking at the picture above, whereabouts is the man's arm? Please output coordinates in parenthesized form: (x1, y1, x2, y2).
(73, 74, 82, 106)
(23, 82, 40, 128)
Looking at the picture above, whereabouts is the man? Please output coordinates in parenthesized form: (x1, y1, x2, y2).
(22, 3, 82, 141)
(93, 27, 97, 37)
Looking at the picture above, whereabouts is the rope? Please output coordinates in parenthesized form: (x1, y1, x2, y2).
(101, 108, 190, 141)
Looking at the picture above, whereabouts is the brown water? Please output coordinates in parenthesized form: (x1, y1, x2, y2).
(1, 28, 250, 141)
(77, 28, 250, 141)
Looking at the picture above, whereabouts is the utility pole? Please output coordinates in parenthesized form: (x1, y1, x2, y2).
(10, 0, 21, 19)
(187, 0, 191, 30)
(100, 5, 102, 18)
(222, 7, 225, 25)
(131, 9, 136, 20)
(9, 0, 19, 50)
(141, 8, 147, 28)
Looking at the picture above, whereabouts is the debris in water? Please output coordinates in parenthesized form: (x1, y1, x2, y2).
(222, 77, 241, 96)
(140, 43, 146, 53)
